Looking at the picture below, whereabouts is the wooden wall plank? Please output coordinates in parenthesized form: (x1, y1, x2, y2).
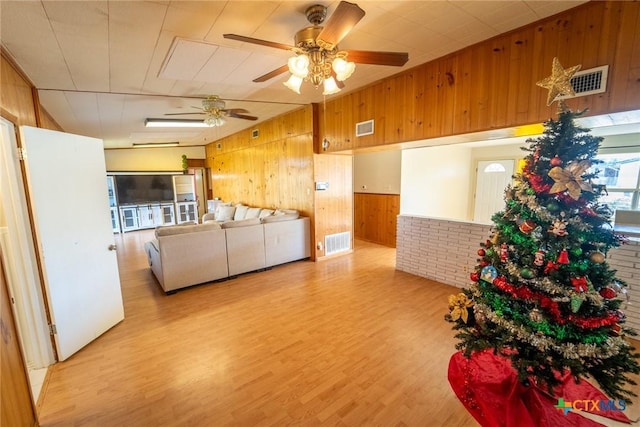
(1, 53, 38, 126)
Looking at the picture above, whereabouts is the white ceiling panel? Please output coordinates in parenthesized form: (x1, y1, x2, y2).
(42, 1, 110, 92)
(108, 1, 168, 93)
(159, 38, 220, 81)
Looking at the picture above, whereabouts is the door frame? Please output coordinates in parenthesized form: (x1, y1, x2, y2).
(0, 113, 56, 368)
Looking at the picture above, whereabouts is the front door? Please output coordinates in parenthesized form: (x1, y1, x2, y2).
(20, 126, 124, 361)
(473, 160, 514, 224)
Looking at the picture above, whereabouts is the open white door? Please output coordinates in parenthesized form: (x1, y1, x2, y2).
(20, 126, 124, 361)
(473, 160, 514, 224)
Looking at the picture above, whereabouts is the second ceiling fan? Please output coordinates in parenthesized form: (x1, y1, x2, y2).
(224, 1, 409, 95)
(164, 95, 258, 126)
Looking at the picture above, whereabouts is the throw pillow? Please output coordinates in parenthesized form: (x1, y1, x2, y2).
(216, 205, 236, 221)
(234, 205, 249, 221)
(258, 209, 274, 219)
(245, 207, 262, 219)
(214, 202, 232, 220)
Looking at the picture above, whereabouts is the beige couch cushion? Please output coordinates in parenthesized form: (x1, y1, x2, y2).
(261, 213, 299, 223)
(156, 222, 221, 237)
(221, 217, 261, 229)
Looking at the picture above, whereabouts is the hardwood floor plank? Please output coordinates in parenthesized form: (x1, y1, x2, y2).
(35, 229, 640, 426)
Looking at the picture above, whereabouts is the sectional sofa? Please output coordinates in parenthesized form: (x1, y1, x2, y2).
(144, 205, 311, 293)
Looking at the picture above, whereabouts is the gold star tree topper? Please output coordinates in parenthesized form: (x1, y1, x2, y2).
(536, 57, 581, 106)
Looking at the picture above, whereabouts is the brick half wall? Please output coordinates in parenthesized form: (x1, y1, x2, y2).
(396, 215, 640, 332)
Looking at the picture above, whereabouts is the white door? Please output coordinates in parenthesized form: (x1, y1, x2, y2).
(20, 126, 124, 361)
(473, 160, 514, 224)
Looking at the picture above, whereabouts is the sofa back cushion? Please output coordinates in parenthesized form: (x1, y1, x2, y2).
(221, 217, 261, 229)
(261, 213, 300, 223)
(156, 222, 221, 237)
(233, 205, 249, 221)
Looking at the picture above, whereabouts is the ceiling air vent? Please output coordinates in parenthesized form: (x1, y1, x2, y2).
(559, 65, 609, 99)
(356, 119, 374, 137)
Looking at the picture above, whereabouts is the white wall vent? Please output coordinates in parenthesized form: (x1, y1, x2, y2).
(356, 119, 374, 137)
(560, 65, 609, 99)
(325, 232, 351, 255)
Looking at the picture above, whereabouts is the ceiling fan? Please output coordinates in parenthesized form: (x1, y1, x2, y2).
(164, 95, 258, 126)
(223, 1, 409, 95)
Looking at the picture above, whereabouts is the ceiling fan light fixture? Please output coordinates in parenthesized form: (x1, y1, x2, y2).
(204, 115, 226, 127)
(322, 76, 341, 95)
(202, 96, 226, 111)
(332, 57, 355, 81)
(284, 74, 304, 94)
(288, 54, 310, 78)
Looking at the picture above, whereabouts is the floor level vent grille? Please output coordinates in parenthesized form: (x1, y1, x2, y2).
(325, 232, 351, 256)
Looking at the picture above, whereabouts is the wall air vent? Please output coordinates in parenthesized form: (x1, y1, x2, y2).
(559, 65, 609, 99)
(325, 232, 351, 255)
(355, 119, 374, 137)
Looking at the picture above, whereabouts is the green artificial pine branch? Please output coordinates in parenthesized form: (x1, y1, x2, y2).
(446, 107, 640, 400)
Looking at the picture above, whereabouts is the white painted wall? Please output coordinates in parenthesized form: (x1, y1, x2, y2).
(104, 146, 205, 172)
(400, 145, 472, 220)
(353, 150, 401, 194)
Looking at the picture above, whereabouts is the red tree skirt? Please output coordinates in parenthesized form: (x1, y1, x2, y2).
(448, 350, 631, 426)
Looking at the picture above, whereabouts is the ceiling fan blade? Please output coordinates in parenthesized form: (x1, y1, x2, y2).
(164, 112, 206, 116)
(317, 1, 365, 50)
(223, 34, 295, 51)
(227, 112, 258, 121)
(345, 50, 409, 67)
(253, 64, 290, 83)
(223, 108, 250, 114)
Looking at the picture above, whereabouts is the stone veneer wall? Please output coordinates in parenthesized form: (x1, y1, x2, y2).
(396, 215, 640, 332)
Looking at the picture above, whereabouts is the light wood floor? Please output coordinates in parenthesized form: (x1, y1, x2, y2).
(35, 230, 639, 426)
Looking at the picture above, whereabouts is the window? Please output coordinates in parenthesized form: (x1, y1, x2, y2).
(592, 153, 640, 211)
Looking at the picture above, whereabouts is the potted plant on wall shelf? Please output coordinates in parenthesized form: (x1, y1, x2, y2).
(181, 154, 188, 174)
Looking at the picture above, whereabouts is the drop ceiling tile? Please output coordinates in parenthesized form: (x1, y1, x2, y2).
(159, 38, 219, 81)
(0, 1, 75, 89)
(108, 1, 168, 93)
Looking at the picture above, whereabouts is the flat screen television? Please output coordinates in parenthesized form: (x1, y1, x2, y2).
(114, 175, 174, 204)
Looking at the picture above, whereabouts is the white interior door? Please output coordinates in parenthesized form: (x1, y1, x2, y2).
(473, 160, 514, 224)
(20, 126, 124, 361)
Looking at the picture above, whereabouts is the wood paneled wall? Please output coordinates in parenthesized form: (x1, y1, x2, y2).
(1, 51, 38, 127)
(313, 153, 353, 259)
(354, 193, 400, 248)
(204, 106, 340, 260)
(320, 1, 640, 152)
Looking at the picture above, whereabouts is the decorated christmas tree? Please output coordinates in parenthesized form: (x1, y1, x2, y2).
(446, 58, 640, 409)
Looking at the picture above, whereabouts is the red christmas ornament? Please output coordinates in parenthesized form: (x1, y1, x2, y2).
(557, 249, 570, 264)
(479, 260, 489, 267)
(550, 155, 563, 166)
(477, 248, 486, 257)
(599, 287, 617, 299)
(544, 261, 559, 275)
(470, 272, 480, 282)
(519, 220, 536, 234)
